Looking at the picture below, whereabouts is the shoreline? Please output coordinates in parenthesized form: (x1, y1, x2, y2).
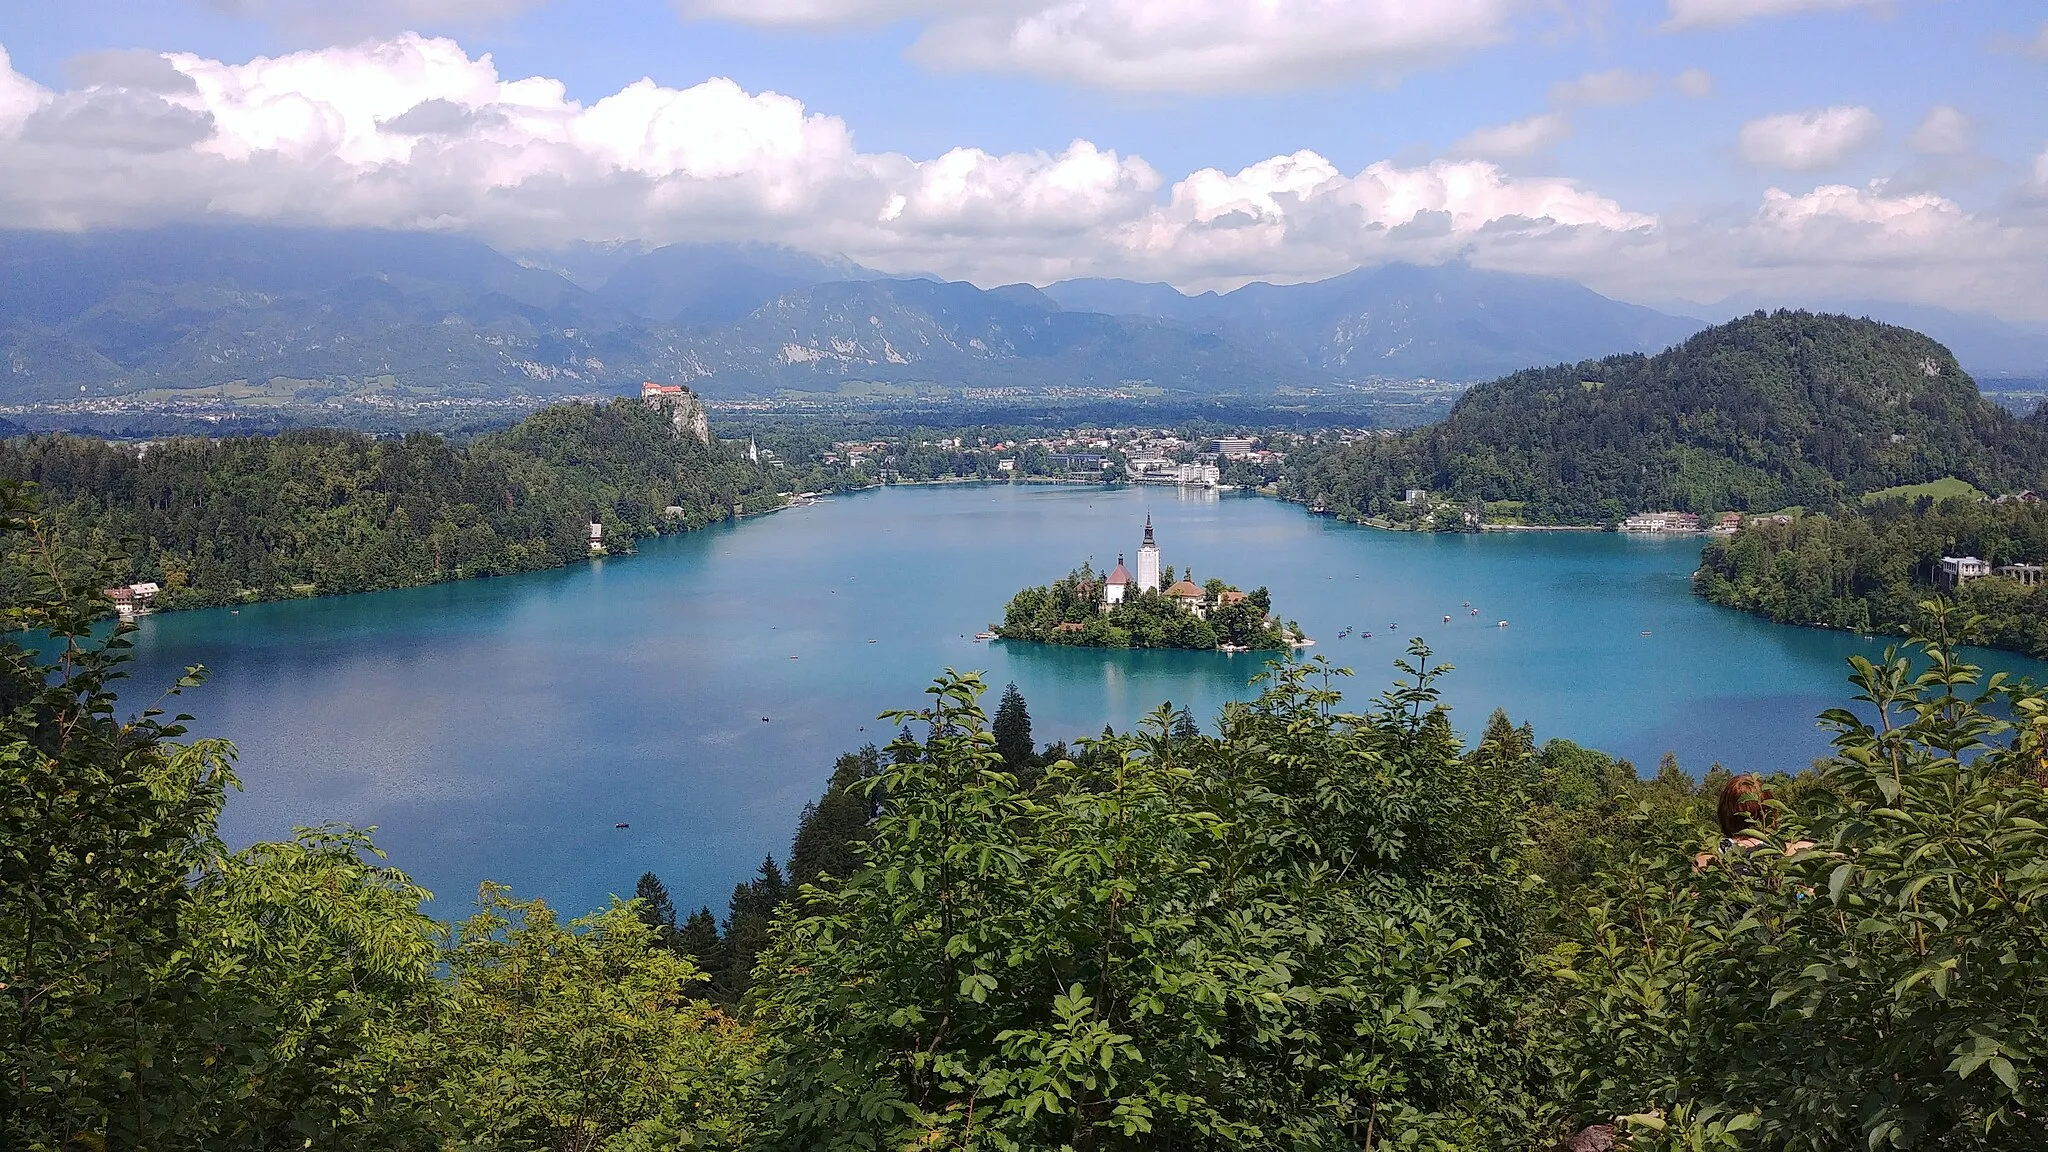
(991, 634, 1295, 656)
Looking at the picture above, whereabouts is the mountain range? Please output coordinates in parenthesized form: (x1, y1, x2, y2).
(1, 226, 2042, 405)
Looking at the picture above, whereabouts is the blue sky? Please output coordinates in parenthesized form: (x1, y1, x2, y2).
(1, 1, 2045, 319)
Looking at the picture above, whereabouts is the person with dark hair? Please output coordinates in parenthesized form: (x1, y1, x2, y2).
(1718, 773, 1774, 842)
(1695, 774, 1810, 870)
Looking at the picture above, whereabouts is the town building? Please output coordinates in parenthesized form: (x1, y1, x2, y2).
(102, 581, 161, 621)
(1214, 437, 1256, 458)
(1404, 488, 1428, 505)
(588, 520, 605, 554)
(1620, 512, 1702, 533)
(1995, 562, 2044, 588)
(1046, 453, 1108, 472)
(1937, 555, 1991, 589)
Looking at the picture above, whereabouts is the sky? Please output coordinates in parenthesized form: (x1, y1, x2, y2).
(0, 1, 2045, 321)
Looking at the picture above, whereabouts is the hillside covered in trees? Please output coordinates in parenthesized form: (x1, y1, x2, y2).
(1696, 497, 2048, 657)
(1285, 311, 2048, 525)
(9, 466, 2048, 1152)
(0, 397, 810, 610)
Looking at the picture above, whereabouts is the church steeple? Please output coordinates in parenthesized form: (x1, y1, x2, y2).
(1136, 513, 1161, 593)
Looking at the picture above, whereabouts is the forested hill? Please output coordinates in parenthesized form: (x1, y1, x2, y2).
(1695, 498, 2048, 658)
(0, 398, 802, 611)
(1286, 311, 2048, 524)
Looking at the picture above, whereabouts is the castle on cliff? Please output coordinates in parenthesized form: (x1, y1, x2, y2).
(642, 382, 711, 445)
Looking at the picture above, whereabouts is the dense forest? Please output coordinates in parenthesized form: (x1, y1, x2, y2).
(1696, 497, 2048, 657)
(994, 562, 1291, 649)
(0, 398, 812, 611)
(9, 472, 2048, 1150)
(1284, 312, 2048, 525)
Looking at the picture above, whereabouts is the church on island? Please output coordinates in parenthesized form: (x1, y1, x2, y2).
(992, 515, 1296, 651)
(1101, 515, 1249, 619)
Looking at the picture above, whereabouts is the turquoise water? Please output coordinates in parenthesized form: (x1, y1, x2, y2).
(118, 484, 2047, 918)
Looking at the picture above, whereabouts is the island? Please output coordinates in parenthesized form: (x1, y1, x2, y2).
(992, 515, 1304, 650)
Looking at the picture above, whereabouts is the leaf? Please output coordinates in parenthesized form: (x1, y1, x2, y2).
(1829, 862, 1854, 903)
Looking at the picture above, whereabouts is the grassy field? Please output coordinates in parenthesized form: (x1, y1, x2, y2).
(1860, 477, 1986, 505)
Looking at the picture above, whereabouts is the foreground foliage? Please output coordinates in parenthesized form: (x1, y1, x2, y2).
(1541, 601, 2048, 1149)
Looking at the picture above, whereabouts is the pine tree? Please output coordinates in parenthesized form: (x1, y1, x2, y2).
(789, 748, 884, 895)
(676, 905, 725, 991)
(718, 856, 786, 1000)
(633, 871, 679, 950)
(993, 681, 1034, 770)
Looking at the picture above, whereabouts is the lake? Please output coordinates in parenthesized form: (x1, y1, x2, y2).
(117, 483, 2047, 919)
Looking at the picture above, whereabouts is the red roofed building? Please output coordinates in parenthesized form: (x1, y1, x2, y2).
(1102, 555, 1132, 609)
(1166, 578, 1206, 617)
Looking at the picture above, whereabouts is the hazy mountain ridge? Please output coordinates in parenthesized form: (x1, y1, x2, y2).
(665, 278, 1307, 392)
(4, 225, 2041, 405)
(0, 227, 683, 402)
(1046, 264, 1707, 381)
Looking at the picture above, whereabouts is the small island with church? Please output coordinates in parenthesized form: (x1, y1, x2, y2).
(993, 516, 1305, 651)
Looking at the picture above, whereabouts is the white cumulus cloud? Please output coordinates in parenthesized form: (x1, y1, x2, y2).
(1738, 105, 1881, 171)
(1908, 105, 1974, 156)
(0, 34, 1647, 289)
(1661, 0, 1889, 32)
(687, 0, 1518, 92)
(1550, 68, 1657, 107)
(0, 45, 52, 133)
(1450, 112, 1573, 159)
(3, 34, 2046, 321)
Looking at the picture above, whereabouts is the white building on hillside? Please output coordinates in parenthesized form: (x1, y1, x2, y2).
(1938, 555, 1990, 589)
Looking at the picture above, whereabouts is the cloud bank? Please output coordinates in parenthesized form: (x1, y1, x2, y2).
(0, 35, 2043, 320)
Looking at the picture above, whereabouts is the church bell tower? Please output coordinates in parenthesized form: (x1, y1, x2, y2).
(1136, 514, 1161, 593)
